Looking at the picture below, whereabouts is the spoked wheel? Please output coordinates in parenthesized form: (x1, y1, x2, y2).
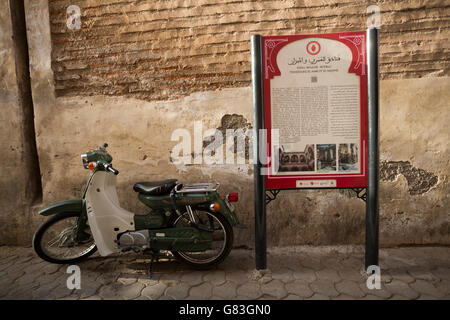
(33, 212, 97, 264)
(168, 209, 233, 269)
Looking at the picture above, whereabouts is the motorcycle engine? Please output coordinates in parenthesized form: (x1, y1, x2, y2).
(118, 230, 150, 250)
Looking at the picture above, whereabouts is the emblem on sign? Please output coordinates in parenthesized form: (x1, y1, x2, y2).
(306, 41, 321, 55)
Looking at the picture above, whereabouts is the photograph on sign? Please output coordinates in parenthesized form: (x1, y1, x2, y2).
(262, 31, 368, 189)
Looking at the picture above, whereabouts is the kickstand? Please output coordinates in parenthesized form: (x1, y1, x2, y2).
(148, 250, 159, 279)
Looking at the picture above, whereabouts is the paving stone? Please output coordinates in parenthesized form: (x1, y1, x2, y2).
(6, 269, 25, 281)
(338, 268, 366, 282)
(300, 257, 323, 270)
(390, 294, 409, 300)
(34, 272, 64, 286)
(16, 272, 40, 286)
(339, 256, 363, 269)
(96, 273, 119, 285)
(14, 255, 34, 265)
(137, 278, 159, 287)
(80, 295, 102, 300)
(417, 294, 440, 300)
(4, 281, 39, 300)
(321, 257, 345, 272)
(180, 271, 204, 286)
(117, 275, 137, 286)
(408, 268, 440, 282)
(79, 280, 102, 298)
(284, 294, 301, 300)
(212, 281, 237, 299)
(31, 282, 60, 299)
(315, 268, 342, 283)
(381, 272, 393, 284)
(387, 269, 415, 283)
(165, 282, 191, 300)
(226, 270, 250, 284)
(0, 254, 19, 265)
(361, 294, 383, 300)
(0, 245, 449, 301)
(285, 280, 314, 298)
(409, 279, 445, 298)
(260, 279, 288, 299)
(431, 267, 450, 281)
(335, 280, 365, 298)
(434, 279, 450, 297)
(41, 263, 62, 275)
(309, 280, 339, 297)
(98, 284, 123, 300)
(359, 282, 392, 299)
(380, 254, 411, 269)
(203, 270, 226, 285)
(307, 293, 330, 300)
(141, 282, 167, 300)
(22, 262, 47, 275)
(236, 282, 262, 299)
(257, 272, 273, 284)
(384, 279, 420, 299)
(158, 294, 175, 300)
(291, 267, 317, 283)
(0, 263, 13, 272)
(49, 285, 75, 299)
(116, 282, 145, 300)
(332, 294, 356, 300)
(271, 268, 294, 283)
(187, 282, 213, 300)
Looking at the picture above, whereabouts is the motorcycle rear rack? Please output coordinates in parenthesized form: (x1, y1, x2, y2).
(175, 182, 220, 194)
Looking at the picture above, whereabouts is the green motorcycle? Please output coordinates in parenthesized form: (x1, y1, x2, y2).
(33, 144, 241, 269)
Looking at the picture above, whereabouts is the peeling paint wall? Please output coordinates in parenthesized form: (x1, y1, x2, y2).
(0, 0, 448, 246)
(0, 1, 40, 244)
(380, 161, 438, 195)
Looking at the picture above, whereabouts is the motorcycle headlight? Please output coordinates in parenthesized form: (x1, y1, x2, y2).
(81, 153, 89, 169)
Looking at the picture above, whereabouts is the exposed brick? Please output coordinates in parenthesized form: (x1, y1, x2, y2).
(48, 0, 450, 101)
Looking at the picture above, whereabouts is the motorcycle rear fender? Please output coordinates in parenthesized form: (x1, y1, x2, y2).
(196, 192, 240, 226)
(38, 199, 84, 216)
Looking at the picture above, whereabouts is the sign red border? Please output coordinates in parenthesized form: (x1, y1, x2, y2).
(262, 31, 368, 189)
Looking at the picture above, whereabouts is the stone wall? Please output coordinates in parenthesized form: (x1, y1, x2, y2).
(0, 0, 448, 247)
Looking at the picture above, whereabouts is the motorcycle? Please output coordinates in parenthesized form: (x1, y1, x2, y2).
(33, 143, 242, 269)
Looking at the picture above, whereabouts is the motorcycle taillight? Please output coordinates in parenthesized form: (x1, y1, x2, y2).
(227, 192, 239, 202)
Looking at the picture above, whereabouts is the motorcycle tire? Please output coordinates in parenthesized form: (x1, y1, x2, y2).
(168, 209, 233, 270)
(33, 211, 97, 264)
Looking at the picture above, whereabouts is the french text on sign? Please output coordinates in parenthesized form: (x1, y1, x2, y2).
(296, 180, 336, 188)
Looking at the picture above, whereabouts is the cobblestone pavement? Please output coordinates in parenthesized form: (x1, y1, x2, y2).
(0, 245, 449, 300)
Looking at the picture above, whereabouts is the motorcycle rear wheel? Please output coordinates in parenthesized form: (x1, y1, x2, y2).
(33, 211, 97, 264)
(168, 209, 233, 269)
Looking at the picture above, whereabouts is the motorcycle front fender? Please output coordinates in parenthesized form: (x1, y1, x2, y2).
(38, 199, 84, 216)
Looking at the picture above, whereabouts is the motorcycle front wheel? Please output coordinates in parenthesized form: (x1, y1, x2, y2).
(33, 211, 97, 264)
(168, 209, 233, 269)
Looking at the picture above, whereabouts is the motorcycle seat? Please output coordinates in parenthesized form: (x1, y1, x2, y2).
(133, 179, 177, 195)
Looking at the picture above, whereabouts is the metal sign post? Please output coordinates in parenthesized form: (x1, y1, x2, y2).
(251, 28, 380, 271)
(365, 27, 380, 269)
(251, 35, 267, 270)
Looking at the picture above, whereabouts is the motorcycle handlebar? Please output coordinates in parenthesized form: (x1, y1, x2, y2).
(104, 164, 119, 175)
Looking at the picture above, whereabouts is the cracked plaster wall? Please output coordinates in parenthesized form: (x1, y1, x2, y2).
(0, 0, 448, 246)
